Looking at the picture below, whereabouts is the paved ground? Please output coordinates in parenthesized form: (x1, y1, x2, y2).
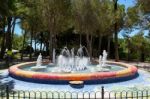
(121, 61, 150, 72)
(0, 60, 150, 93)
(0, 59, 150, 99)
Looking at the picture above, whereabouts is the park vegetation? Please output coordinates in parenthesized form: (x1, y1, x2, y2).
(0, 0, 150, 62)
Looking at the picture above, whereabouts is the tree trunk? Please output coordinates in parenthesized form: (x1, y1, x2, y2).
(114, 0, 119, 61)
(40, 32, 43, 53)
(29, 29, 33, 60)
(5, 17, 13, 67)
(0, 17, 6, 59)
(53, 34, 57, 49)
(98, 34, 102, 56)
(49, 33, 53, 60)
(127, 38, 130, 61)
(11, 17, 17, 45)
(0, 33, 6, 59)
(34, 37, 37, 55)
(40, 40, 42, 53)
(86, 34, 92, 59)
(140, 46, 145, 62)
(80, 33, 82, 45)
(46, 42, 49, 55)
(140, 52, 145, 62)
(107, 36, 111, 59)
(114, 22, 119, 61)
(6, 17, 12, 50)
(21, 30, 27, 60)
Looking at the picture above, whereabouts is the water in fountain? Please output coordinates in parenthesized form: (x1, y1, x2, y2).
(31, 53, 46, 70)
(77, 45, 84, 57)
(71, 48, 75, 58)
(97, 50, 110, 72)
(55, 45, 89, 73)
(98, 55, 102, 67)
(36, 53, 42, 66)
(101, 50, 107, 67)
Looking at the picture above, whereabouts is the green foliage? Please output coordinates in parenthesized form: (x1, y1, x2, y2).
(72, 0, 99, 35)
(72, 0, 125, 37)
(40, 0, 72, 34)
(96, 0, 115, 36)
(13, 53, 21, 59)
(130, 32, 150, 61)
(0, 0, 16, 16)
(125, 6, 139, 28)
(2, 0, 150, 61)
(137, 0, 150, 14)
(119, 31, 150, 61)
(118, 39, 127, 59)
(12, 34, 25, 50)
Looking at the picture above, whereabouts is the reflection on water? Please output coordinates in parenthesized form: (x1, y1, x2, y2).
(20, 64, 125, 73)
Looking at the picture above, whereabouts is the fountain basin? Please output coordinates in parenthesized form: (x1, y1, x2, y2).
(9, 61, 138, 84)
(31, 66, 47, 71)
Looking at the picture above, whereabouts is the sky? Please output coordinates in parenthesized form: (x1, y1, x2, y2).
(15, 0, 144, 38)
(14, 19, 22, 35)
(118, 0, 141, 38)
(118, 0, 136, 9)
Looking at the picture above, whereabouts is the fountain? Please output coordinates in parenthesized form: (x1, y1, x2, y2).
(96, 50, 110, 72)
(54, 46, 88, 73)
(31, 53, 46, 71)
(9, 45, 138, 84)
(101, 50, 108, 67)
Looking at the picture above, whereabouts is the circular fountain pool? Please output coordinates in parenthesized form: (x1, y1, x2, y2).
(9, 61, 138, 84)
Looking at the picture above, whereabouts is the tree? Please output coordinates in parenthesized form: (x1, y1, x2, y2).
(0, 17, 6, 59)
(113, 0, 125, 61)
(0, 0, 17, 59)
(96, 0, 115, 56)
(123, 7, 139, 61)
(12, 34, 24, 50)
(19, 0, 47, 59)
(136, 0, 150, 40)
(41, 0, 71, 59)
(20, 19, 30, 60)
(137, 0, 150, 14)
(130, 32, 150, 62)
(0, 0, 26, 59)
(72, 0, 100, 58)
